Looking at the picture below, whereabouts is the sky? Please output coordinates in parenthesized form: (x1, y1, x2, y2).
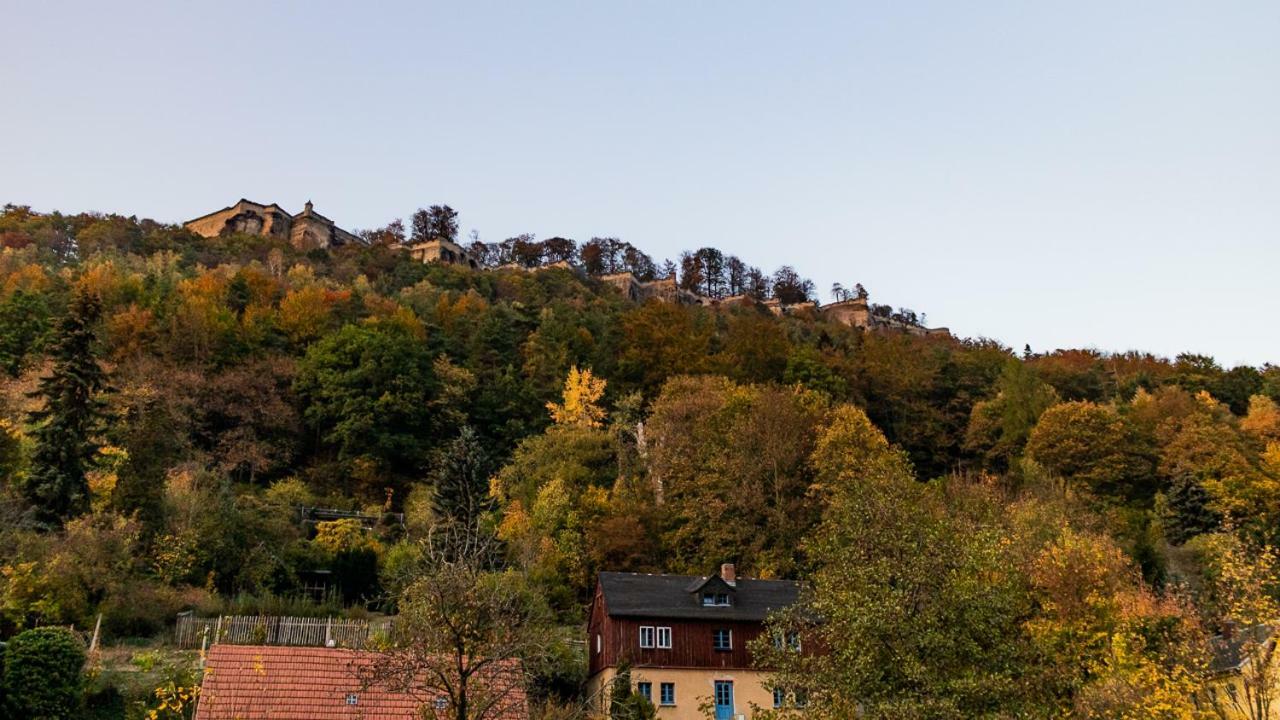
(2, 1, 1277, 366)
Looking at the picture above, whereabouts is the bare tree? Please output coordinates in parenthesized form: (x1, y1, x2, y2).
(361, 524, 553, 720)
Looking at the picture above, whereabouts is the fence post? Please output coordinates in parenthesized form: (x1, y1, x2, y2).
(214, 615, 223, 646)
(89, 613, 102, 653)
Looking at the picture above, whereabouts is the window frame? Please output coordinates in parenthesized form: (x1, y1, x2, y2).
(773, 687, 785, 708)
(636, 682, 652, 703)
(639, 625, 655, 649)
(656, 626, 672, 649)
(713, 628, 733, 651)
(660, 682, 676, 706)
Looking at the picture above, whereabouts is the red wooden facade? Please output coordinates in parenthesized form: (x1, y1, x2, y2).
(587, 584, 769, 675)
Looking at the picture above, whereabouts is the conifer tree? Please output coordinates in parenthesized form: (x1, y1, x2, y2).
(431, 425, 494, 529)
(1161, 473, 1221, 544)
(22, 288, 107, 528)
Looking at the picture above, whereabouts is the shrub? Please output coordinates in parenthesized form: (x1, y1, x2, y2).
(2, 626, 86, 719)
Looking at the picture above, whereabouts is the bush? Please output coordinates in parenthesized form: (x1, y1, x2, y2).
(99, 582, 188, 639)
(2, 626, 86, 719)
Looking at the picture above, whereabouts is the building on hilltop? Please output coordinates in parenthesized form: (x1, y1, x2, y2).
(407, 236, 479, 268)
(600, 272, 709, 306)
(822, 295, 950, 336)
(597, 272, 951, 337)
(184, 199, 362, 251)
(586, 564, 805, 720)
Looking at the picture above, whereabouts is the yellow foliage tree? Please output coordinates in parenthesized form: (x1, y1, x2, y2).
(1200, 534, 1280, 720)
(546, 366, 607, 428)
(1241, 395, 1280, 443)
(312, 518, 382, 556)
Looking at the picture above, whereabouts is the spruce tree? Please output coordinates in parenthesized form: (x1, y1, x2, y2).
(431, 426, 493, 528)
(1162, 473, 1221, 544)
(22, 288, 107, 528)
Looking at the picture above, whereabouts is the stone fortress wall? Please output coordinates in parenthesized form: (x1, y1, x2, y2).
(184, 199, 946, 335)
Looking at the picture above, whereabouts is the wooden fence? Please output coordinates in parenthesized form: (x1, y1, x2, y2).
(174, 614, 391, 649)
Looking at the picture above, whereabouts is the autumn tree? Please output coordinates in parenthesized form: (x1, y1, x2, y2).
(23, 287, 108, 527)
(647, 376, 826, 576)
(1025, 401, 1155, 500)
(492, 415, 617, 611)
(770, 266, 815, 304)
(1198, 534, 1279, 720)
(362, 526, 552, 720)
(964, 360, 1060, 473)
(361, 218, 407, 245)
(411, 205, 460, 243)
(546, 366, 607, 428)
(757, 426, 1047, 718)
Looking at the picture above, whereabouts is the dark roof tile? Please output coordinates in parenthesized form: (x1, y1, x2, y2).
(598, 571, 800, 622)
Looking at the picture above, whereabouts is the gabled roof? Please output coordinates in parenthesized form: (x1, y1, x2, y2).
(195, 645, 527, 720)
(685, 574, 736, 595)
(598, 571, 800, 622)
(1209, 625, 1275, 674)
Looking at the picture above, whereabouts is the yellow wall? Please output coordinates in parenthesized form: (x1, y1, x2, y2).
(587, 667, 787, 720)
(1202, 674, 1280, 718)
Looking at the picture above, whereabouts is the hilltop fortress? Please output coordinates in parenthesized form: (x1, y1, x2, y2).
(184, 199, 361, 251)
(599, 271, 949, 336)
(183, 199, 947, 336)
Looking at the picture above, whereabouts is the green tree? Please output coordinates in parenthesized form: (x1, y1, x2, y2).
(111, 385, 187, 535)
(2, 626, 86, 720)
(1158, 473, 1221, 545)
(758, 452, 1045, 718)
(22, 288, 107, 528)
(492, 424, 617, 611)
(431, 425, 494, 529)
(964, 360, 1060, 473)
(0, 288, 50, 377)
(608, 662, 656, 720)
(294, 319, 440, 483)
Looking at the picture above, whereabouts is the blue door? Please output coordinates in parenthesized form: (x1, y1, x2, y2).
(714, 680, 734, 720)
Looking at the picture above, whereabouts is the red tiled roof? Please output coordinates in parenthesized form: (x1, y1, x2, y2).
(195, 645, 528, 720)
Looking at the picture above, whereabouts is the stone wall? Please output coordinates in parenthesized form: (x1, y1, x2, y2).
(184, 199, 360, 252)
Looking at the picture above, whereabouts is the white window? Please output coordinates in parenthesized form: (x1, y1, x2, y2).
(595, 634, 601, 654)
(346, 693, 358, 706)
(656, 626, 672, 649)
(639, 626, 655, 648)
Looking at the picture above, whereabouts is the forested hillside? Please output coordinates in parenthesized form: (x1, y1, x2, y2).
(1, 203, 1278, 718)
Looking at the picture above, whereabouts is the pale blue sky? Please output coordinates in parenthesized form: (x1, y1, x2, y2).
(2, 2, 1277, 366)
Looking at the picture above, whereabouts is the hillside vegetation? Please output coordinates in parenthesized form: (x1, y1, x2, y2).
(1, 203, 1278, 718)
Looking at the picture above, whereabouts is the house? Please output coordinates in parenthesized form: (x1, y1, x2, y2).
(184, 199, 363, 251)
(1199, 626, 1278, 718)
(586, 564, 802, 720)
(194, 644, 528, 720)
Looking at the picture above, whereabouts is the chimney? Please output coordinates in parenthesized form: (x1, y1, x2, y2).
(720, 563, 736, 586)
